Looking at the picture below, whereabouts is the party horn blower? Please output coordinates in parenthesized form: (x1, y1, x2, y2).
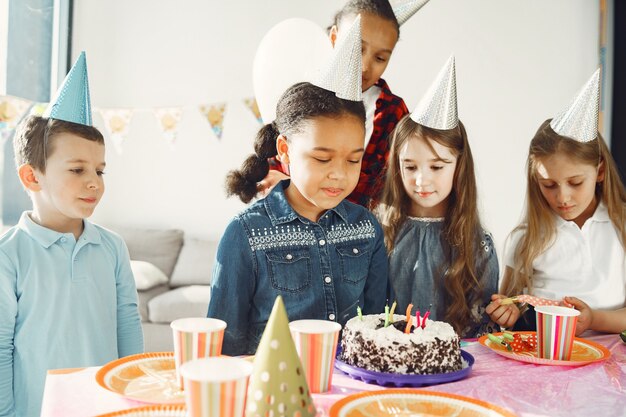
(535, 305, 580, 360)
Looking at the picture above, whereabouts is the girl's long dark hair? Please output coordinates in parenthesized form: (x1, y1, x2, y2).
(225, 82, 365, 203)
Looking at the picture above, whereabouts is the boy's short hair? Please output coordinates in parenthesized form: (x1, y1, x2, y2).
(13, 115, 105, 173)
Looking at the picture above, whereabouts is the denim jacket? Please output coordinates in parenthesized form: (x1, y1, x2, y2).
(207, 181, 388, 355)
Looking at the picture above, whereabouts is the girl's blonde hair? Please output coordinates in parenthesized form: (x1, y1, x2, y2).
(378, 115, 485, 334)
(502, 119, 626, 296)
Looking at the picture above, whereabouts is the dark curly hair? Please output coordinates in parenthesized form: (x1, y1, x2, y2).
(225, 82, 365, 203)
(328, 0, 399, 36)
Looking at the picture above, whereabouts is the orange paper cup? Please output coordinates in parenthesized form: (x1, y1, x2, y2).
(289, 319, 341, 393)
(171, 318, 226, 388)
(180, 357, 252, 417)
(535, 305, 580, 360)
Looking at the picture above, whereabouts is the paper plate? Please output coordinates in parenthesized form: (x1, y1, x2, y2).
(335, 349, 474, 387)
(95, 404, 186, 417)
(95, 352, 185, 404)
(478, 331, 611, 366)
(329, 388, 518, 417)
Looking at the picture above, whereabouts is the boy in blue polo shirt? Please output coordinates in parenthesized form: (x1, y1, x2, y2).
(0, 52, 143, 417)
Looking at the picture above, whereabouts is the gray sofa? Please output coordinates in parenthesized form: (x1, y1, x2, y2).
(110, 226, 217, 352)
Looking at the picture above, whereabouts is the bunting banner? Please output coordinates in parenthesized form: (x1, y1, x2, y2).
(199, 102, 227, 140)
(154, 107, 183, 146)
(243, 97, 263, 125)
(0, 95, 33, 142)
(0, 93, 260, 146)
(99, 109, 134, 153)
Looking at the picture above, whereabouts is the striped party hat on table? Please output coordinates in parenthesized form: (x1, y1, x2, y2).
(245, 297, 316, 417)
(43, 51, 93, 126)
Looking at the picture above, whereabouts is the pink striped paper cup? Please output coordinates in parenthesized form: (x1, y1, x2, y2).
(289, 319, 341, 393)
(171, 318, 226, 389)
(180, 357, 253, 417)
(535, 305, 580, 360)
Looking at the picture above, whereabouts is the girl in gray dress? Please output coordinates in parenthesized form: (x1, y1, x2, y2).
(377, 56, 499, 338)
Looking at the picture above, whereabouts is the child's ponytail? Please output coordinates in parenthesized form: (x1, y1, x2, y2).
(225, 123, 280, 203)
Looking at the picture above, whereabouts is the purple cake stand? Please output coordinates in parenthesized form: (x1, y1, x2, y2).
(334, 349, 474, 388)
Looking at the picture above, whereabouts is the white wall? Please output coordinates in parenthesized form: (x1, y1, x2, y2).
(73, 0, 599, 260)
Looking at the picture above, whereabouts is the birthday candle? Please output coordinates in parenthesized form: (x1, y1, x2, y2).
(357, 305, 363, 321)
(404, 304, 413, 334)
(389, 301, 397, 321)
(384, 304, 390, 327)
(416, 309, 421, 328)
(421, 308, 431, 329)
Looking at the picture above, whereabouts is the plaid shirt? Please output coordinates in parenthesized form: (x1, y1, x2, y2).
(269, 78, 408, 208)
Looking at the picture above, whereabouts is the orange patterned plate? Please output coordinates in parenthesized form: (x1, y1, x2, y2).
(96, 404, 185, 417)
(95, 352, 185, 404)
(478, 331, 611, 366)
(329, 388, 517, 417)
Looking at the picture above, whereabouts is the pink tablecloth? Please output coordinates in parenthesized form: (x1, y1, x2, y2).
(41, 333, 626, 417)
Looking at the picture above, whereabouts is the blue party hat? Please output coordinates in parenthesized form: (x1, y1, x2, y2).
(43, 51, 92, 126)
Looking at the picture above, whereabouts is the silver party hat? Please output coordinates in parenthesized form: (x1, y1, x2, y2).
(410, 55, 458, 130)
(43, 51, 92, 126)
(550, 69, 600, 143)
(311, 14, 362, 101)
(393, 0, 431, 26)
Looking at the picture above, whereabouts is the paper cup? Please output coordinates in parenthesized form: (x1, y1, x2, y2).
(289, 319, 341, 393)
(535, 305, 580, 360)
(171, 318, 227, 388)
(180, 357, 253, 417)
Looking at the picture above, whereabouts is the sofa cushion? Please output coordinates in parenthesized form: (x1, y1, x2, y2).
(169, 238, 217, 287)
(148, 285, 211, 323)
(112, 226, 184, 278)
(137, 284, 170, 321)
(131, 260, 169, 290)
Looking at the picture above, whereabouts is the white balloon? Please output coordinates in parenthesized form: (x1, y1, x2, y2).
(253, 18, 333, 124)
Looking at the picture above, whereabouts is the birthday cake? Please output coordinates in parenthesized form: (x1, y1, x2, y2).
(340, 313, 463, 374)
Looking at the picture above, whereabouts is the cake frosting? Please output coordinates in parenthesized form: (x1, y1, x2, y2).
(340, 313, 462, 374)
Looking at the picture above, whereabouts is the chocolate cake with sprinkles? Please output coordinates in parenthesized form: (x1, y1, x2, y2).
(340, 313, 462, 374)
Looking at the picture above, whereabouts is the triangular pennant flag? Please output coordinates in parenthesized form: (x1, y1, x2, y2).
(154, 107, 183, 145)
(243, 97, 263, 125)
(99, 108, 134, 153)
(410, 55, 458, 130)
(550, 69, 600, 143)
(246, 297, 316, 417)
(199, 102, 227, 140)
(0, 95, 33, 130)
(311, 14, 362, 101)
(43, 51, 93, 126)
(393, 0, 430, 26)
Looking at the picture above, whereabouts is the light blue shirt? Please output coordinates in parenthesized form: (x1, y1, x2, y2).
(0, 212, 144, 417)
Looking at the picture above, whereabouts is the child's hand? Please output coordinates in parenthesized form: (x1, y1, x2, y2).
(486, 294, 520, 329)
(563, 296, 593, 336)
(257, 170, 290, 197)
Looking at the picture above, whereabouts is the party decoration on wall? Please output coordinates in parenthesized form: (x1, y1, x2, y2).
(246, 296, 316, 417)
(153, 107, 183, 145)
(199, 102, 226, 140)
(253, 18, 332, 123)
(99, 109, 134, 153)
(0, 95, 33, 142)
(243, 97, 263, 125)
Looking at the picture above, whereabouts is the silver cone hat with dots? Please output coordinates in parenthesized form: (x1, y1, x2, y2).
(410, 55, 458, 130)
(311, 14, 362, 101)
(550, 69, 600, 143)
(393, 0, 430, 26)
